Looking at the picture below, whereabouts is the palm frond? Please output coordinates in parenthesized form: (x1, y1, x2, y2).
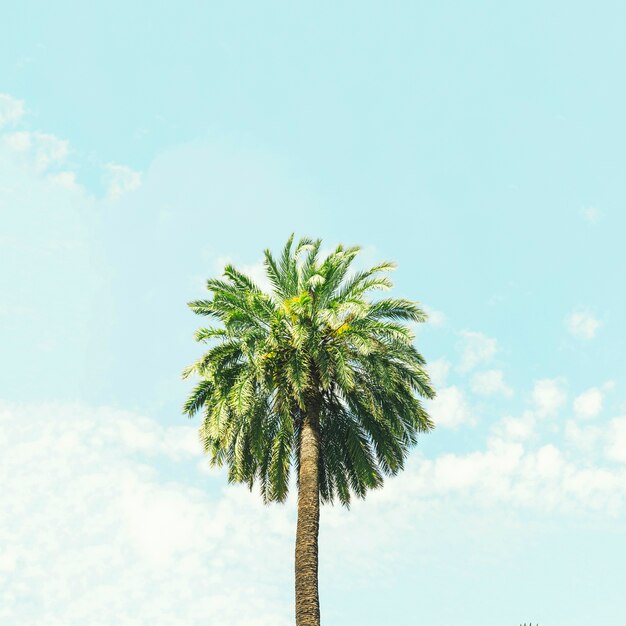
(183, 235, 435, 505)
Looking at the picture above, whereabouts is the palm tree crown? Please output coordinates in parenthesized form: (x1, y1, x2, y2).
(183, 235, 435, 506)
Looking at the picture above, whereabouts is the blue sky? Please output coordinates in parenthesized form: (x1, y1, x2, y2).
(1, 2, 625, 625)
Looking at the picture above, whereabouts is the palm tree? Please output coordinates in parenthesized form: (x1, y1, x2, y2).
(183, 235, 435, 626)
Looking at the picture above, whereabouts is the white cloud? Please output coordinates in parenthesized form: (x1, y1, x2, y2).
(491, 412, 535, 442)
(0, 111, 99, 395)
(104, 163, 142, 199)
(573, 387, 603, 419)
(4, 398, 626, 626)
(531, 378, 567, 417)
(606, 418, 626, 463)
(566, 310, 601, 340)
(427, 357, 451, 388)
(33, 133, 69, 170)
(47, 170, 80, 190)
(320, 432, 626, 585)
(0, 402, 292, 626)
(580, 207, 601, 223)
(471, 369, 513, 397)
(564, 420, 603, 456)
(352, 435, 626, 522)
(428, 386, 474, 429)
(423, 305, 446, 327)
(603, 380, 616, 392)
(457, 331, 497, 373)
(2, 130, 30, 151)
(2, 130, 69, 171)
(0, 93, 24, 127)
(0, 94, 139, 199)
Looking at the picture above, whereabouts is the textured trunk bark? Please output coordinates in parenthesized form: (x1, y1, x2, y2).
(295, 408, 321, 626)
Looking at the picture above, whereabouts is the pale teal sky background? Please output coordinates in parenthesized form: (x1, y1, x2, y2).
(1, 3, 625, 625)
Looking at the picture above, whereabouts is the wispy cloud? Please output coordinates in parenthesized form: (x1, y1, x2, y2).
(471, 369, 513, 397)
(423, 305, 446, 327)
(573, 387, 604, 419)
(457, 331, 497, 373)
(104, 163, 142, 199)
(0, 402, 291, 626)
(428, 385, 474, 428)
(566, 310, 601, 340)
(606, 418, 626, 463)
(2, 130, 69, 172)
(427, 357, 451, 388)
(4, 381, 626, 625)
(0, 93, 24, 127)
(579, 207, 602, 223)
(531, 378, 567, 417)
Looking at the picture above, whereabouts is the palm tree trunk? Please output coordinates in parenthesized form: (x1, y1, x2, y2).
(295, 409, 321, 626)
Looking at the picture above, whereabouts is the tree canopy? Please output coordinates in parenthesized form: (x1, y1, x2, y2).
(183, 235, 435, 506)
